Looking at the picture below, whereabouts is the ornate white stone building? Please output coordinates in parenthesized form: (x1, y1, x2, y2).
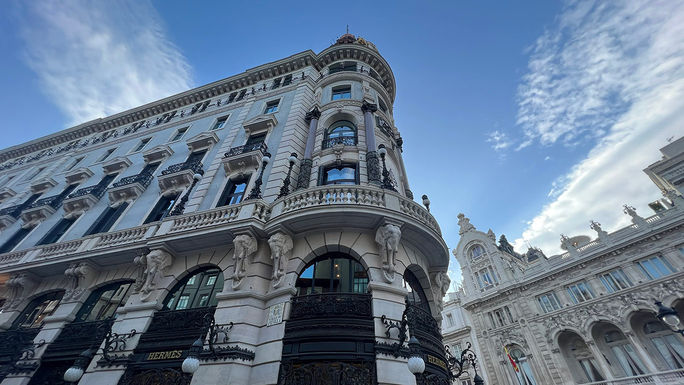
(449, 138, 684, 384)
(0, 34, 454, 385)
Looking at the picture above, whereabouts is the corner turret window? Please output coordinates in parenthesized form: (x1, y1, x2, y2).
(320, 163, 358, 185)
(323, 120, 357, 149)
(469, 244, 485, 259)
(331, 85, 351, 100)
(295, 254, 368, 295)
(164, 267, 224, 310)
(328, 61, 357, 74)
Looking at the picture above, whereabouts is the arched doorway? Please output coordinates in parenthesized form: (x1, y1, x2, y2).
(630, 311, 684, 370)
(591, 321, 648, 378)
(557, 330, 605, 383)
(278, 252, 376, 385)
(118, 266, 224, 385)
(506, 345, 538, 385)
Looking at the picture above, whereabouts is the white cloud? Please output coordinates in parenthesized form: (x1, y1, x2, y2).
(17, 0, 193, 126)
(512, 0, 684, 254)
(486, 130, 512, 151)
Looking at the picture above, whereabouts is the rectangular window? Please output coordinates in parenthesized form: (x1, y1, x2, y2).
(504, 306, 514, 323)
(206, 275, 217, 286)
(236, 89, 246, 101)
(84, 202, 129, 236)
(144, 192, 180, 224)
(23, 167, 45, 182)
(600, 269, 633, 293)
(320, 164, 358, 185)
(98, 148, 116, 162)
(637, 256, 676, 280)
(332, 85, 351, 100)
(567, 281, 595, 304)
(537, 292, 562, 313)
(245, 133, 266, 146)
(176, 295, 190, 310)
(446, 313, 454, 327)
(37, 218, 76, 245)
(212, 116, 229, 130)
(197, 295, 209, 307)
(131, 138, 151, 153)
(263, 100, 279, 114)
(217, 177, 249, 207)
(0, 227, 32, 253)
(171, 127, 188, 141)
(494, 310, 505, 327)
(378, 98, 388, 114)
(65, 157, 84, 171)
(282, 74, 292, 86)
(488, 312, 496, 328)
(271, 77, 282, 90)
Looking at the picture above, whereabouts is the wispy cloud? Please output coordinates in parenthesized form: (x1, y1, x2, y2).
(486, 130, 512, 151)
(17, 0, 193, 126)
(512, 0, 684, 254)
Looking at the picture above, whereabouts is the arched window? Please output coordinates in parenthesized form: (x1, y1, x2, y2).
(295, 253, 368, 295)
(469, 244, 485, 259)
(163, 267, 224, 311)
(643, 321, 684, 369)
(12, 291, 64, 329)
(602, 329, 647, 376)
(558, 331, 605, 383)
(323, 120, 357, 149)
(403, 269, 430, 312)
(74, 281, 134, 322)
(509, 347, 538, 385)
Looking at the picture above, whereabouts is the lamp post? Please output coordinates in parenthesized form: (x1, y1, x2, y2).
(407, 336, 425, 380)
(63, 348, 94, 383)
(278, 152, 298, 198)
(655, 301, 684, 335)
(182, 338, 203, 374)
(377, 144, 396, 191)
(170, 171, 204, 216)
(246, 152, 272, 200)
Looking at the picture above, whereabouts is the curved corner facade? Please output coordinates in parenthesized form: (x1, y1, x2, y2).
(0, 36, 450, 385)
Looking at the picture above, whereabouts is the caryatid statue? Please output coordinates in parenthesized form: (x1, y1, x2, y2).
(268, 232, 293, 288)
(375, 223, 402, 283)
(139, 249, 173, 302)
(432, 270, 451, 310)
(232, 234, 258, 290)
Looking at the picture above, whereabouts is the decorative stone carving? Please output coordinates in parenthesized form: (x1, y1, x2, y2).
(63, 262, 93, 301)
(457, 213, 475, 235)
(138, 249, 173, 302)
(664, 189, 684, 207)
(232, 234, 258, 290)
(5, 273, 36, 310)
(623, 204, 648, 228)
(560, 234, 578, 257)
(487, 229, 496, 243)
(375, 222, 401, 283)
(431, 270, 451, 309)
(366, 151, 380, 183)
(132, 251, 148, 293)
(295, 159, 312, 190)
(268, 232, 294, 288)
(590, 220, 610, 243)
(498, 234, 516, 255)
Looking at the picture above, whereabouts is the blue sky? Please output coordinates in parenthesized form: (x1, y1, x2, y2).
(2, 1, 683, 288)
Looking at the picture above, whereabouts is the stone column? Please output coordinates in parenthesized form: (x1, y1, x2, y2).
(296, 107, 320, 190)
(624, 331, 660, 373)
(362, 101, 381, 184)
(585, 340, 615, 380)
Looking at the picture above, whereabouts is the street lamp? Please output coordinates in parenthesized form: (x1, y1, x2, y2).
(407, 336, 425, 377)
(377, 144, 396, 191)
(278, 152, 298, 198)
(655, 301, 683, 335)
(182, 338, 203, 374)
(170, 171, 204, 216)
(63, 348, 94, 383)
(246, 152, 272, 200)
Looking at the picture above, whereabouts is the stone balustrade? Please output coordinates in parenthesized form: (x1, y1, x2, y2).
(585, 368, 684, 385)
(95, 225, 152, 249)
(168, 205, 241, 234)
(278, 185, 386, 214)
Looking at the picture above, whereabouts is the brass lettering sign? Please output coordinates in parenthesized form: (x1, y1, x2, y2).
(427, 355, 447, 370)
(146, 350, 183, 361)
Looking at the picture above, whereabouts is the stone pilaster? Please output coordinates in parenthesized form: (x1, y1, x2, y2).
(295, 107, 320, 190)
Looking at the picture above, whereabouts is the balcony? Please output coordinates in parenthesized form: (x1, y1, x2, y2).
(62, 184, 107, 218)
(222, 142, 267, 178)
(29, 177, 57, 194)
(64, 168, 94, 185)
(102, 156, 131, 175)
(322, 136, 357, 150)
(108, 171, 154, 206)
(289, 293, 372, 320)
(20, 194, 67, 226)
(158, 159, 204, 195)
(0, 187, 16, 203)
(0, 204, 22, 230)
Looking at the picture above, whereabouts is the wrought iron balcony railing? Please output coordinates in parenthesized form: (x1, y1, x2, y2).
(322, 136, 357, 149)
(224, 142, 268, 158)
(26, 194, 66, 211)
(160, 159, 204, 176)
(67, 184, 107, 201)
(111, 171, 154, 189)
(289, 293, 372, 320)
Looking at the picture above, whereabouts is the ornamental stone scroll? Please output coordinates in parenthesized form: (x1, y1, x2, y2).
(231, 234, 258, 290)
(138, 249, 173, 302)
(375, 222, 401, 283)
(268, 232, 293, 289)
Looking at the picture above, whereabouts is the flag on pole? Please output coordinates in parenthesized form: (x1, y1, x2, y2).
(504, 345, 519, 372)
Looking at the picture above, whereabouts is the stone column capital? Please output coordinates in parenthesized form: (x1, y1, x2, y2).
(361, 100, 377, 113)
(305, 106, 321, 121)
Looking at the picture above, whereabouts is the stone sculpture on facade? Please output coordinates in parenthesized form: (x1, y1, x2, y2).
(268, 232, 293, 288)
(590, 220, 609, 244)
(486, 229, 496, 243)
(232, 234, 258, 290)
(457, 213, 475, 235)
(664, 189, 684, 206)
(375, 223, 401, 283)
(498, 234, 516, 255)
(63, 262, 92, 300)
(139, 249, 173, 302)
(4, 273, 35, 310)
(432, 270, 451, 309)
(623, 204, 648, 228)
(560, 234, 579, 257)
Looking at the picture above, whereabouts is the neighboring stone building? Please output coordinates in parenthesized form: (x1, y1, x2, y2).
(449, 139, 684, 384)
(0, 34, 453, 385)
(441, 291, 485, 385)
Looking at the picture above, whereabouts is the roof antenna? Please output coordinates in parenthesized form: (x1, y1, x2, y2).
(346, 24, 349, 34)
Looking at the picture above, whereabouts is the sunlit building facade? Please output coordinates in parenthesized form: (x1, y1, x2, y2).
(0, 35, 453, 385)
(449, 137, 684, 384)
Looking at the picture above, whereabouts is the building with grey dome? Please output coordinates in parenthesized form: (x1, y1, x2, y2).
(0, 34, 457, 385)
